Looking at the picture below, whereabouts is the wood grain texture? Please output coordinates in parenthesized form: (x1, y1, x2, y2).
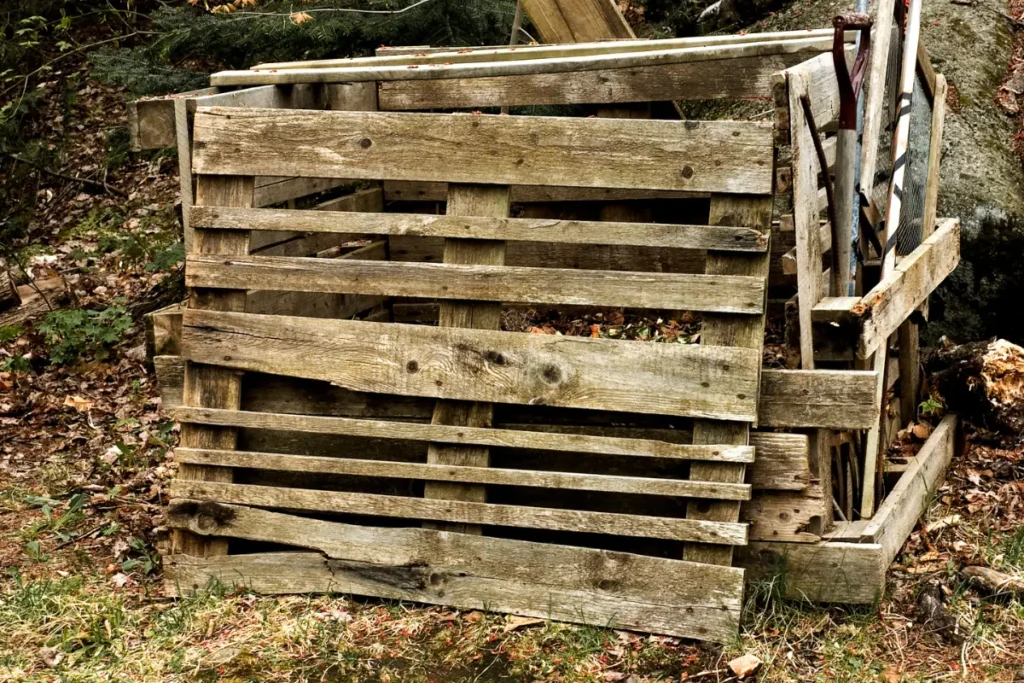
(684, 195, 772, 567)
(858, 0, 896, 200)
(742, 485, 826, 542)
(175, 447, 751, 500)
(185, 255, 766, 315)
(812, 219, 961, 359)
(736, 540, 886, 603)
(191, 108, 773, 195)
(174, 175, 254, 557)
(266, 30, 837, 70)
(422, 184, 510, 532)
(864, 415, 958, 564)
(156, 353, 875, 430)
(172, 407, 755, 462)
(169, 480, 749, 545)
(163, 503, 744, 641)
(787, 68, 824, 370)
(213, 38, 837, 87)
(180, 309, 762, 421)
(378, 52, 821, 110)
(520, 0, 632, 43)
(189, 206, 768, 252)
(383, 180, 706, 203)
(757, 369, 879, 429)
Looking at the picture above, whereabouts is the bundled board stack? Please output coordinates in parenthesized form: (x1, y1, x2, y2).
(133, 19, 961, 642)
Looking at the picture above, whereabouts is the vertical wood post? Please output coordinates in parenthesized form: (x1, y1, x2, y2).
(423, 185, 511, 534)
(684, 195, 771, 566)
(172, 175, 254, 557)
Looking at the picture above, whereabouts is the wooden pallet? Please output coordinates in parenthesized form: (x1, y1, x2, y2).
(163, 106, 781, 642)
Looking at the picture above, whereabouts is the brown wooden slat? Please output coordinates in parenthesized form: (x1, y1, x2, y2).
(176, 447, 751, 500)
(185, 255, 766, 315)
(191, 109, 773, 195)
(180, 309, 762, 421)
(190, 206, 769, 252)
(173, 407, 755, 462)
(164, 502, 744, 641)
(170, 480, 749, 545)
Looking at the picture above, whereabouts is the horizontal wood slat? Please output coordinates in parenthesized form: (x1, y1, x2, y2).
(164, 503, 744, 641)
(155, 355, 872, 430)
(185, 255, 766, 315)
(190, 206, 769, 252)
(173, 407, 756, 462)
(176, 447, 752, 500)
(181, 309, 762, 421)
(191, 109, 773, 195)
(170, 480, 749, 544)
(378, 52, 822, 110)
(757, 369, 879, 430)
(210, 37, 835, 87)
(257, 30, 838, 70)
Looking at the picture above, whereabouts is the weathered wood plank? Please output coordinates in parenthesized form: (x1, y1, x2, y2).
(379, 52, 821, 110)
(736, 540, 886, 603)
(272, 30, 839, 70)
(173, 175, 254, 557)
(173, 407, 755, 462)
(384, 181, 706, 203)
(742, 485, 826, 542)
(129, 88, 216, 151)
(163, 502, 744, 641)
(170, 480, 749, 544)
(747, 432, 811, 490)
(190, 206, 768, 252)
(422, 184, 511, 533)
(213, 38, 838, 87)
(758, 369, 879, 429)
(176, 447, 751, 500)
(185, 255, 766, 315)
(864, 415, 958, 564)
(156, 354, 874, 430)
(788, 67, 824, 370)
(812, 219, 961, 359)
(192, 109, 773, 195)
(181, 309, 762, 421)
(684, 195, 771, 567)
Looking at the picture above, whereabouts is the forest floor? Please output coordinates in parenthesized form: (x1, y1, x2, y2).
(2, 59, 1024, 683)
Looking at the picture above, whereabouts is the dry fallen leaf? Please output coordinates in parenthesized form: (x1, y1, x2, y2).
(727, 653, 762, 679)
(290, 11, 313, 24)
(912, 422, 933, 440)
(63, 395, 94, 412)
(502, 615, 546, 633)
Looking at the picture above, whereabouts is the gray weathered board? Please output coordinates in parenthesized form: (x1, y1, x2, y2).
(167, 105, 782, 642)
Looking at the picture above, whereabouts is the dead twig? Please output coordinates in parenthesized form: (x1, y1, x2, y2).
(6, 153, 128, 198)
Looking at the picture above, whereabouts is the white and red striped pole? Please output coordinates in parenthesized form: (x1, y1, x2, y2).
(860, 0, 923, 518)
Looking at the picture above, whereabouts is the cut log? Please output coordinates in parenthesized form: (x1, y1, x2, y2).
(926, 339, 1024, 435)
